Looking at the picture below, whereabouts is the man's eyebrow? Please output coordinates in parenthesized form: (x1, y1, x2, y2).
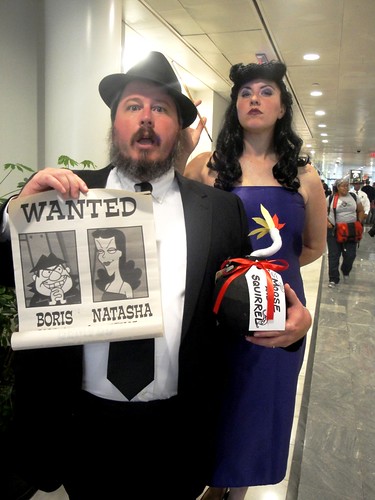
(122, 95, 173, 105)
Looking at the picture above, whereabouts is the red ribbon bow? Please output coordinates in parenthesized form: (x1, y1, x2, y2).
(213, 257, 289, 320)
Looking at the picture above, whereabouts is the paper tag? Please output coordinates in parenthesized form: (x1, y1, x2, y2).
(245, 265, 286, 331)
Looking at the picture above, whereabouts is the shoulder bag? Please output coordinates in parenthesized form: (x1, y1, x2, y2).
(330, 193, 362, 243)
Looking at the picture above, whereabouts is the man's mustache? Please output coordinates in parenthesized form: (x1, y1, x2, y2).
(131, 125, 160, 146)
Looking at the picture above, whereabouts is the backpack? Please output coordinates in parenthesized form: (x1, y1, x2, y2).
(328, 192, 362, 243)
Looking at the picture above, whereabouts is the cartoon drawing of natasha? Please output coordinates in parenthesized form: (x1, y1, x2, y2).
(92, 228, 142, 301)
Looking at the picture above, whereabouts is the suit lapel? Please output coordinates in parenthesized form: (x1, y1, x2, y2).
(177, 174, 212, 339)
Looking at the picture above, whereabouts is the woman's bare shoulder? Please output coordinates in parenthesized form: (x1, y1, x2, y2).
(184, 151, 216, 186)
(298, 163, 326, 204)
(298, 162, 322, 187)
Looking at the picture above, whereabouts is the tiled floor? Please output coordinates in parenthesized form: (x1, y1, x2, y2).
(288, 227, 375, 500)
(31, 228, 375, 500)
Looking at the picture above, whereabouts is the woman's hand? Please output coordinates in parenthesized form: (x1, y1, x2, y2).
(245, 284, 312, 348)
(175, 99, 207, 173)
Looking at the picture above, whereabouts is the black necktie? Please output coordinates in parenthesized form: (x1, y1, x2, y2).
(107, 181, 155, 399)
(134, 181, 153, 193)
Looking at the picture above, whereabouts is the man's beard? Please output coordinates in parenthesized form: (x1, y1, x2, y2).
(109, 127, 182, 182)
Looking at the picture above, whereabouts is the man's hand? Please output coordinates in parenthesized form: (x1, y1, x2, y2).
(245, 283, 312, 348)
(18, 167, 89, 200)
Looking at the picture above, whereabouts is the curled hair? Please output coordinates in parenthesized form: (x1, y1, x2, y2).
(208, 61, 306, 191)
(92, 228, 142, 291)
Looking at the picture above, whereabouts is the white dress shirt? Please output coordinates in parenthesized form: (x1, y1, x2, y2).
(351, 188, 370, 216)
(82, 167, 187, 401)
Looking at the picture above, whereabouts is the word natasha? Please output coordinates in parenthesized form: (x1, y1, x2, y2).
(35, 302, 153, 328)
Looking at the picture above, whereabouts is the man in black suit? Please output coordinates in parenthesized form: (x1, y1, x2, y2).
(0, 52, 311, 499)
(362, 178, 375, 225)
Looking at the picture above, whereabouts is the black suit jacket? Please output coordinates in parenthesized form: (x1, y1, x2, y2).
(1, 166, 251, 491)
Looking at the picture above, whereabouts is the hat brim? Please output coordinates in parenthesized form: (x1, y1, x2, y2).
(99, 73, 197, 129)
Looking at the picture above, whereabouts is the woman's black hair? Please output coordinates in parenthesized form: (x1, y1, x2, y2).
(92, 228, 141, 291)
(208, 61, 307, 191)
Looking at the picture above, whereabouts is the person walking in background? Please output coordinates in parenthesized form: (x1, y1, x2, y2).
(368, 220, 375, 237)
(327, 178, 365, 287)
(322, 179, 332, 197)
(0, 52, 312, 500)
(361, 178, 375, 224)
(362, 179, 375, 238)
(184, 60, 326, 500)
(351, 180, 370, 224)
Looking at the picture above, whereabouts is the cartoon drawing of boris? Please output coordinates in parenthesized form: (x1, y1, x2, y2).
(28, 252, 81, 307)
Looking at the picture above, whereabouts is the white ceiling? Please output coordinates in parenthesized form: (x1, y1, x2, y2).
(122, 0, 375, 182)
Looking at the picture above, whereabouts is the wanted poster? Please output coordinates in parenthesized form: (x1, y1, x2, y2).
(8, 189, 163, 350)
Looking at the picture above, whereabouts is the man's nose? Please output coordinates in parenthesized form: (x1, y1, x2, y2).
(140, 107, 154, 126)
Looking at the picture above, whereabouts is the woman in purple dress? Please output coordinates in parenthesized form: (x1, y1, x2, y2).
(185, 61, 327, 499)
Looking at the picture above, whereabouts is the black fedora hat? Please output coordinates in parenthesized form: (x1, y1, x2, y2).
(99, 51, 197, 129)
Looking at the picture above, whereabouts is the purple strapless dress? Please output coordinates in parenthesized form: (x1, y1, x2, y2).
(210, 186, 307, 487)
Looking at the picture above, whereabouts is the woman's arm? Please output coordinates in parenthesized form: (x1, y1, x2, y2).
(298, 164, 327, 266)
(184, 151, 216, 185)
(175, 99, 207, 173)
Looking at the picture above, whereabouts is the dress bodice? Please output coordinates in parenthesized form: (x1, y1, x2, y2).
(231, 185, 306, 304)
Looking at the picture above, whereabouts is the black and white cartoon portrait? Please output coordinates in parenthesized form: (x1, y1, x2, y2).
(28, 252, 81, 307)
(90, 227, 144, 302)
(17, 230, 81, 308)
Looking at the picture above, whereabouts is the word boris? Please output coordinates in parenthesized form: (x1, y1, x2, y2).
(36, 310, 73, 327)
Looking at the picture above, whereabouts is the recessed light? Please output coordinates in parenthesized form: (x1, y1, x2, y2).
(315, 110, 326, 116)
(310, 90, 323, 96)
(320, 133, 328, 136)
(255, 53, 269, 64)
(318, 124, 327, 128)
(303, 53, 320, 61)
(322, 139, 328, 143)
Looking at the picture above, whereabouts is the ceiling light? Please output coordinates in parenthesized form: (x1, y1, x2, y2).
(310, 90, 322, 96)
(318, 124, 326, 128)
(315, 110, 326, 116)
(320, 133, 328, 136)
(303, 53, 320, 61)
(322, 139, 328, 143)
